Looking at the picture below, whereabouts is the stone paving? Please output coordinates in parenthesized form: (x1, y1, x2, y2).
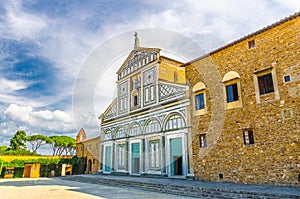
(62, 174, 300, 199)
(0, 178, 193, 199)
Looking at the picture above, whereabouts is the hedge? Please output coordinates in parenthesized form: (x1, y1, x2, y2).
(13, 168, 24, 178)
(0, 156, 87, 177)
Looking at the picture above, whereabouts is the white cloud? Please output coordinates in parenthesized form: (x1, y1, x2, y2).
(31, 110, 53, 120)
(1, 1, 47, 40)
(0, 78, 30, 93)
(3, 104, 76, 133)
(0, 92, 68, 109)
(100, 0, 300, 51)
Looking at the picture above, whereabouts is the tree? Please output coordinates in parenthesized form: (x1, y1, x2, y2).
(49, 136, 76, 156)
(26, 134, 52, 152)
(65, 141, 76, 156)
(0, 146, 9, 156)
(0, 146, 8, 155)
(9, 130, 27, 150)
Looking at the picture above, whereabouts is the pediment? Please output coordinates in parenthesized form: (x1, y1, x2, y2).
(117, 47, 160, 80)
(101, 99, 117, 122)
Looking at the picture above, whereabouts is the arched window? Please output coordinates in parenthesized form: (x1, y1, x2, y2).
(103, 129, 112, 140)
(192, 82, 207, 116)
(222, 71, 243, 109)
(115, 127, 126, 139)
(128, 123, 142, 136)
(144, 118, 161, 134)
(165, 113, 186, 131)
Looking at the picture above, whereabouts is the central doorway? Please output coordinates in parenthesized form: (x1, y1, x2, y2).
(131, 142, 140, 174)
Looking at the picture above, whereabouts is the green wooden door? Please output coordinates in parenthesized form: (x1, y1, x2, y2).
(104, 146, 112, 172)
(170, 138, 183, 176)
(131, 143, 140, 173)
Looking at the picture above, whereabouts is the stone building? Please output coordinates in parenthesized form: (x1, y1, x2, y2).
(76, 128, 101, 174)
(183, 12, 300, 185)
(98, 33, 194, 178)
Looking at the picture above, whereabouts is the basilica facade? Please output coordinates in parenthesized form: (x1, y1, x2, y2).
(99, 36, 194, 178)
(98, 12, 300, 185)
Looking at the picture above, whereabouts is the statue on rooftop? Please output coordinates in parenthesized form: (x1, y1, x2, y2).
(134, 32, 140, 49)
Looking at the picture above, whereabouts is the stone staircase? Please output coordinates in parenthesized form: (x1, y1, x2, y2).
(62, 175, 300, 199)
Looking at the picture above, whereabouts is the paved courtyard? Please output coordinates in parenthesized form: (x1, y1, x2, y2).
(0, 178, 193, 199)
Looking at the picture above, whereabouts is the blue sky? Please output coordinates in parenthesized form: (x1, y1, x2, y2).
(0, 0, 299, 153)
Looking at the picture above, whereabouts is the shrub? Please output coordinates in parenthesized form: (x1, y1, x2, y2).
(0, 163, 4, 178)
(13, 168, 24, 178)
(0, 159, 3, 176)
(72, 156, 87, 175)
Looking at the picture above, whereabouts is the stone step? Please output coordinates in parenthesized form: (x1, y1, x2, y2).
(62, 176, 299, 199)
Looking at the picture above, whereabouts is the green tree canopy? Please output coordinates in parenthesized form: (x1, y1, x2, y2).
(0, 146, 8, 155)
(49, 136, 76, 156)
(26, 134, 52, 152)
(9, 130, 27, 150)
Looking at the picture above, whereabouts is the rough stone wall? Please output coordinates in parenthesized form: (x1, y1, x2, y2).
(77, 137, 101, 174)
(185, 16, 300, 185)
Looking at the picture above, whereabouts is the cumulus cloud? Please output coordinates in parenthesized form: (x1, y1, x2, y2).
(3, 104, 76, 134)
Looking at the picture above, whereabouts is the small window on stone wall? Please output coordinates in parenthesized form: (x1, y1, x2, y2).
(199, 134, 207, 148)
(248, 40, 256, 49)
(218, 173, 224, 179)
(243, 130, 254, 145)
(284, 75, 291, 83)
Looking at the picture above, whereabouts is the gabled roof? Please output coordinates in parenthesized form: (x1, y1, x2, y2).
(116, 47, 160, 74)
(99, 98, 117, 121)
(182, 11, 300, 66)
(79, 135, 101, 144)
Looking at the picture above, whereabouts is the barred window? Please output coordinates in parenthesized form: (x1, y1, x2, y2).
(199, 134, 207, 148)
(243, 130, 254, 145)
